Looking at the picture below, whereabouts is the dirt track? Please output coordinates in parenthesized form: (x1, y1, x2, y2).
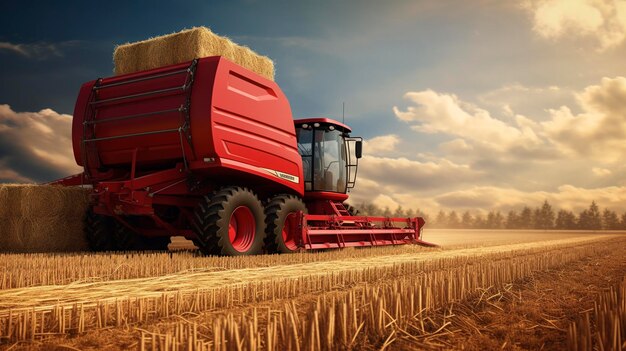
(420, 229, 610, 247)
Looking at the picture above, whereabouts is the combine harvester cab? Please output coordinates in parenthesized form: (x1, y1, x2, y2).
(54, 56, 434, 255)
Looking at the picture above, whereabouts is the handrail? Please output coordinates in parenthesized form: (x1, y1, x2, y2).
(93, 68, 189, 90)
(83, 128, 179, 143)
(90, 85, 187, 105)
(84, 107, 182, 125)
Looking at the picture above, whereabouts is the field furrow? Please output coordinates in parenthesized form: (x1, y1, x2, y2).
(0, 235, 610, 310)
(0, 233, 621, 348)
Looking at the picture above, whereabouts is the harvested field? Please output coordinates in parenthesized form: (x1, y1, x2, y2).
(0, 230, 624, 350)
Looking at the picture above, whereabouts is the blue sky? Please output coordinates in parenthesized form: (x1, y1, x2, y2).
(1, 0, 626, 214)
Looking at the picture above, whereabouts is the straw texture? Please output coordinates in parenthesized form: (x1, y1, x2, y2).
(113, 27, 275, 80)
(0, 184, 89, 252)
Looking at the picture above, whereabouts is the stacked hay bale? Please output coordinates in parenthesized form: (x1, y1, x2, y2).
(113, 26, 275, 81)
(0, 184, 90, 252)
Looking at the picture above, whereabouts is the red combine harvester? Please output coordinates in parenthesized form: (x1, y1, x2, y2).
(53, 56, 433, 255)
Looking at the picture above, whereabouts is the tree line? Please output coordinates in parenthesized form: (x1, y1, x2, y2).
(354, 200, 626, 230)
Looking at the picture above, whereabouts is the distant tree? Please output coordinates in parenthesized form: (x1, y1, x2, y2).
(357, 202, 380, 216)
(473, 213, 485, 229)
(588, 201, 602, 230)
(486, 211, 504, 229)
(532, 207, 542, 229)
(505, 210, 520, 229)
(578, 202, 602, 230)
(405, 208, 415, 219)
(555, 210, 577, 230)
(620, 212, 626, 230)
(448, 211, 460, 228)
(578, 209, 591, 230)
(495, 211, 505, 229)
(435, 210, 448, 228)
(393, 205, 405, 218)
(382, 206, 392, 218)
(535, 200, 555, 230)
(602, 209, 620, 230)
(461, 211, 473, 228)
(519, 206, 533, 229)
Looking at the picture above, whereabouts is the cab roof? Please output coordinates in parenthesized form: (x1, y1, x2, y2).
(294, 118, 352, 133)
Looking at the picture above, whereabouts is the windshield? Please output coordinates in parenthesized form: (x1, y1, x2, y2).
(296, 127, 347, 193)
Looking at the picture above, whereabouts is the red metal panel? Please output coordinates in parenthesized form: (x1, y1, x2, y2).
(71, 56, 303, 196)
(71, 81, 96, 166)
(209, 59, 303, 196)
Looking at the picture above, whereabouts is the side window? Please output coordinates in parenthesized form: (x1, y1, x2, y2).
(297, 128, 313, 190)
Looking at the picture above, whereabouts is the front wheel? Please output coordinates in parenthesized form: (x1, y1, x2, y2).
(192, 186, 266, 256)
(265, 195, 307, 253)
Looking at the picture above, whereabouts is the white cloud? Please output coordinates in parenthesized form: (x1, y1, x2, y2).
(439, 138, 473, 155)
(363, 134, 400, 155)
(0, 40, 79, 59)
(370, 194, 400, 211)
(357, 155, 481, 192)
(541, 76, 626, 161)
(394, 77, 626, 163)
(0, 166, 32, 183)
(393, 90, 545, 154)
(345, 76, 626, 214)
(478, 83, 575, 120)
(592, 167, 612, 176)
(526, 0, 626, 50)
(0, 104, 81, 183)
(533, 0, 604, 37)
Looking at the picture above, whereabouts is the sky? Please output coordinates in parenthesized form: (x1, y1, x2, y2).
(1, 0, 625, 215)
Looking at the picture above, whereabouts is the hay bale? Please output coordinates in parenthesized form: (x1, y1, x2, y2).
(113, 26, 275, 81)
(20, 185, 66, 218)
(0, 184, 24, 219)
(0, 217, 27, 251)
(24, 217, 88, 252)
(0, 184, 90, 252)
(60, 187, 90, 218)
(0, 217, 88, 253)
(0, 219, 12, 251)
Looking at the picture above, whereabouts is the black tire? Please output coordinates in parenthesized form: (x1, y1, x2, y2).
(113, 219, 170, 251)
(192, 186, 266, 256)
(84, 209, 115, 251)
(265, 195, 307, 253)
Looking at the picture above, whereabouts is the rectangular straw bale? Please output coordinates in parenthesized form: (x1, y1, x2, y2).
(113, 26, 275, 81)
(0, 184, 90, 252)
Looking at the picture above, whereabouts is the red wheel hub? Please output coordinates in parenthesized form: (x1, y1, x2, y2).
(282, 213, 298, 251)
(228, 206, 255, 252)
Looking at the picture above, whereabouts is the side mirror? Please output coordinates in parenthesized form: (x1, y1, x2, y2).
(355, 140, 363, 159)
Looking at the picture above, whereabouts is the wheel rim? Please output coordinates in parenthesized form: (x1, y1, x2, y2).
(228, 206, 255, 252)
(282, 212, 298, 251)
